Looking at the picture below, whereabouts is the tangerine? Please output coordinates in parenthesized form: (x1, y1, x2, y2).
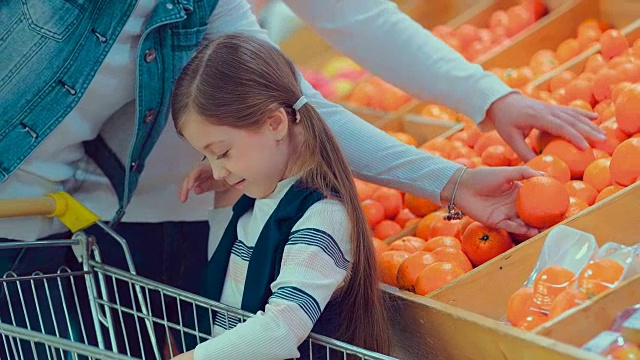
(361, 199, 385, 227)
(396, 251, 438, 292)
(404, 193, 440, 217)
(424, 236, 462, 252)
(532, 265, 576, 311)
(388, 236, 427, 254)
(461, 222, 513, 266)
(516, 176, 570, 228)
(577, 258, 625, 298)
(371, 188, 404, 219)
(564, 180, 598, 205)
(373, 220, 403, 240)
(431, 246, 473, 272)
(583, 158, 612, 192)
(378, 250, 410, 287)
(414, 262, 465, 296)
(507, 286, 535, 326)
(542, 138, 595, 179)
(525, 154, 571, 183)
(610, 138, 640, 186)
(614, 84, 640, 135)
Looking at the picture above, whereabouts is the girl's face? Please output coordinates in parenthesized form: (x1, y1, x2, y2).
(180, 110, 294, 199)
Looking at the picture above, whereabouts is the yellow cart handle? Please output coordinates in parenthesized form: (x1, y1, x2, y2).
(0, 192, 100, 232)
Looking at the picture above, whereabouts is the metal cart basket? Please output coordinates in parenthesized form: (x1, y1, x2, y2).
(0, 192, 396, 360)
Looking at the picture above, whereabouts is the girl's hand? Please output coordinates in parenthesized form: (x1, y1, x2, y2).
(171, 350, 195, 360)
(180, 161, 230, 203)
(442, 166, 544, 237)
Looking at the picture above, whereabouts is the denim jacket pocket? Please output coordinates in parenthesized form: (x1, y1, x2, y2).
(20, 0, 87, 41)
(170, 25, 208, 80)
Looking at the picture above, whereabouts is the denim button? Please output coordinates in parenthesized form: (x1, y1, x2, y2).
(144, 49, 156, 63)
(131, 161, 140, 172)
(144, 109, 157, 123)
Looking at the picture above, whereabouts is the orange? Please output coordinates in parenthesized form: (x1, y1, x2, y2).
(593, 148, 611, 160)
(568, 99, 593, 112)
(354, 178, 379, 201)
(564, 180, 598, 206)
(507, 286, 535, 326)
(424, 236, 461, 252)
(503, 67, 535, 89)
(414, 262, 465, 296)
(516, 176, 570, 228)
(414, 210, 447, 240)
(616, 63, 640, 83)
(577, 258, 625, 298)
(373, 220, 403, 240)
(565, 196, 589, 219)
(592, 67, 621, 102)
(532, 265, 576, 311)
(551, 87, 568, 105)
(577, 25, 602, 50)
(610, 138, 640, 186)
(595, 184, 625, 203)
(600, 29, 629, 60)
(453, 23, 480, 48)
(548, 288, 587, 319)
(387, 131, 419, 147)
(516, 311, 549, 331)
(592, 120, 629, 155)
(489, 10, 509, 31)
(556, 38, 581, 64)
(396, 251, 438, 292)
(378, 250, 410, 287)
(372, 238, 389, 261)
(420, 104, 457, 122)
(388, 236, 427, 254)
(420, 137, 454, 158)
(481, 145, 512, 166)
(371, 187, 403, 219)
(506, 5, 534, 37)
(427, 217, 462, 240)
(609, 343, 640, 360)
(529, 49, 559, 76)
(565, 78, 594, 105)
(404, 193, 440, 217)
(611, 81, 634, 103)
(525, 154, 571, 184)
(394, 208, 418, 228)
(542, 138, 595, 179)
(449, 141, 476, 160)
(594, 99, 615, 124)
(450, 127, 482, 148)
(614, 84, 640, 135)
(474, 130, 508, 156)
(583, 158, 612, 192)
(431, 247, 473, 273)
(584, 53, 607, 74)
(461, 222, 513, 266)
(457, 216, 475, 239)
(361, 199, 385, 227)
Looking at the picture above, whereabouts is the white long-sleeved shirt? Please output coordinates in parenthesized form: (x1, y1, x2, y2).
(194, 177, 351, 359)
(0, 0, 512, 241)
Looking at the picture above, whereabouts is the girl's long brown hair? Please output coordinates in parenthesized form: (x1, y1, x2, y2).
(171, 33, 391, 354)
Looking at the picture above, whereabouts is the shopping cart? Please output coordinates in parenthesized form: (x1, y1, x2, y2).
(0, 192, 397, 360)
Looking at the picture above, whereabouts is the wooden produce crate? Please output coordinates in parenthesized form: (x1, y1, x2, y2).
(478, 0, 603, 68)
(536, 274, 640, 350)
(384, 182, 640, 360)
(530, 19, 640, 90)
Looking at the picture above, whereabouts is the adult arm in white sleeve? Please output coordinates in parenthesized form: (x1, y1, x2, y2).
(283, 0, 515, 123)
(193, 200, 352, 360)
(204, 0, 461, 203)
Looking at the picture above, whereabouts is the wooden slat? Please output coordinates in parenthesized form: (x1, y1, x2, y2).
(383, 289, 604, 360)
(536, 275, 640, 347)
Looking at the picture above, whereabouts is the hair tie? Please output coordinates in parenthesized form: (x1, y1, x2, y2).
(292, 96, 307, 123)
(292, 96, 307, 110)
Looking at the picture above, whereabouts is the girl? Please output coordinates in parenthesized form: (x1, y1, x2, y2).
(170, 33, 391, 359)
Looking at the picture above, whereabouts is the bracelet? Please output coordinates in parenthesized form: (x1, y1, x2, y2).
(444, 166, 468, 221)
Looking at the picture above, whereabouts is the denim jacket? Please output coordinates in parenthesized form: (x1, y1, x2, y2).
(0, 0, 219, 222)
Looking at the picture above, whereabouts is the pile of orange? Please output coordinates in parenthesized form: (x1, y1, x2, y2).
(491, 19, 611, 90)
(506, 257, 626, 331)
(432, 0, 547, 62)
(373, 210, 514, 296)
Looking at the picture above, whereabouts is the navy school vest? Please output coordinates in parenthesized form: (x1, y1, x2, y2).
(186, 181, 346, 358)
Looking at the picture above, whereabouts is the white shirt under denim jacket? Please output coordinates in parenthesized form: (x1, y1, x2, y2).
(0, 0, 513, 241)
